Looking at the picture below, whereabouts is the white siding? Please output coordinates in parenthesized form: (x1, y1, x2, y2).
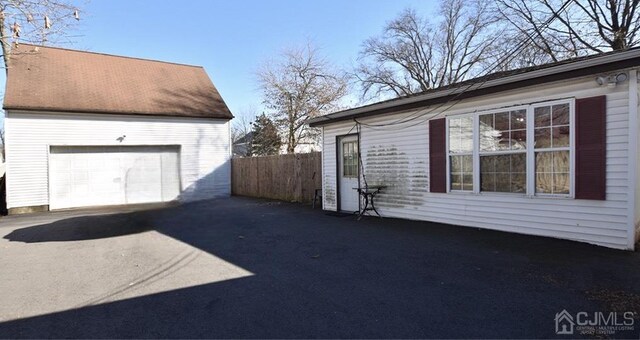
(5, 111, 231, 209)
(323, 74, 634, 249)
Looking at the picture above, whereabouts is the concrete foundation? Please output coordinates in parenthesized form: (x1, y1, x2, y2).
(8, 205, 49, 215)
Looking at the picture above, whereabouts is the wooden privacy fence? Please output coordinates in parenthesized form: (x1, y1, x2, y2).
(231, 152, 322, 203)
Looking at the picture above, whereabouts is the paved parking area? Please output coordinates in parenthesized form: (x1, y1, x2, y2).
(0, 197, 639, 338)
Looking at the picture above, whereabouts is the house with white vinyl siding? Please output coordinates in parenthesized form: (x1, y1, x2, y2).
(3, 44, 233, 214)
(309, 48, 640, 250)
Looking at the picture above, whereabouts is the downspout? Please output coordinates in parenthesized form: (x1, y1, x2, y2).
(626, 69, 638, 250)
(321, 126, 325, 209)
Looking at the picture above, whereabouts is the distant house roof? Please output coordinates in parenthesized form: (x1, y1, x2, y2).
(3, 44, 233, 119)
(309, 47, 640, 127)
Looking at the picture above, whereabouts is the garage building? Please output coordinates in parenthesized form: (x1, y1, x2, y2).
(3, 44, 233, 213)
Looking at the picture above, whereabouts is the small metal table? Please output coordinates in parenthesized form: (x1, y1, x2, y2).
(353, 185, 386, 220)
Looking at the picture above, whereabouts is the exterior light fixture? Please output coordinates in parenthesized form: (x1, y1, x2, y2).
(596, 73, 628, 87)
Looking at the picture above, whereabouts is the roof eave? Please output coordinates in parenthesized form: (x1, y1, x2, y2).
(3, 106, 235, 120)
(309, 49, 640, 127)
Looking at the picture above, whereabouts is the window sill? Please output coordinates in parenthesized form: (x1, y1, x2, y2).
(445, 191, 574, 200)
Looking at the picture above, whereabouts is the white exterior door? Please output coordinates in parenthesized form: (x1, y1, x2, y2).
(49, 146, 180, 210)
(338, 136, 359, 213)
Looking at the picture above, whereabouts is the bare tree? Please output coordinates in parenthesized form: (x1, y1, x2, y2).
(257, 43, 349, 154)
(355, 0, 497, 98)
(230, 108, 257, 157)
(231, 110, 255, 144)
(494, 0, 640, 63)
(0, 0, 84, 71)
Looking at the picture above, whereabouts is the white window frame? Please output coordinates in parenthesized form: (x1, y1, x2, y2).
(342, 140, 359, 178)
(446, 113, 475, 192)
(476, 105, 529, 195)
(529, 99, 576, 198)
(445, 98, 575, 198)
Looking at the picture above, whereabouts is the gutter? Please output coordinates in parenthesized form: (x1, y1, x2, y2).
(3, 107, 234, 120)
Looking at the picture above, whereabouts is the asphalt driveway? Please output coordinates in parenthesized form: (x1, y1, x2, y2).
(0, 197, 639, 338)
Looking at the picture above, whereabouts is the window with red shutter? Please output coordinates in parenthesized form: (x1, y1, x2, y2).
(434, 97, 602, 198)
(429, 118, 447, 193)
(575, 96, 607, 200)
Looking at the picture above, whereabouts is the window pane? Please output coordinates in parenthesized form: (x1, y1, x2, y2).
(535, 127, 551, 148)
(536, 173, 553, 194)
(552, 126, 570, 147)
(481, 110, 527, 151)
(552, 150, 570, 173)
(460, 117, 473, 152)
(480, 153, 525, 193)
(534, 106, 551, 127)
(496, 155, 511, 192)
(511, 130, 526, 150)
(449, 133, 461, 153)
(480, 114, 494, 128)
(497, 131, 511, 150)
(343, 142, 358, 177)
(480, 155, 495, 173)
(552, 104, 569, 125)
(495, 173, 510, 192)
(481, 173, 495, 191)
(511, 110, 526, 129)
(535, 151, 570, 194)
(511, 153, 526, 172)
(511, 173, 526, 193)
(462, 155, 473, 172)
(450, 155, 462, 172)
(495, 112, 509, 131)
(494, 154, 509, 172)
(450, 174, 462, 190)
(535, 152, 553, 173)
(554, 173, 570, 194)
(479, 114, 497, 152)
(449, 117, 473, 153)
(450, 155, 473, 191)
(462, 174, 474, 191)
(449, 119, 461, 152)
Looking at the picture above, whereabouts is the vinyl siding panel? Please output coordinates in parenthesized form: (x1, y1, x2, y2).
(322, 75, 633, 249)
(5, 111, 231, 209)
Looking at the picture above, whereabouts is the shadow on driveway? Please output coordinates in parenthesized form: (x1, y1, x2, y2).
(3, 211, 155, 242)
(1, 197, 639, 338)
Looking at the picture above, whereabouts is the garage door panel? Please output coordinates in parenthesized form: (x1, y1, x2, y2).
(49, 146, 180, 210)
(161, 151, 180, 202)
(124, 154, 163, 204)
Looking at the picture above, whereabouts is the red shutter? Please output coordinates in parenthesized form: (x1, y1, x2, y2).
(429, 118, 447, 193)
(575, 96, 606, 200)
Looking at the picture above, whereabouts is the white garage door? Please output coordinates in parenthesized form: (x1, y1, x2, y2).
(49, 146, 180, 210)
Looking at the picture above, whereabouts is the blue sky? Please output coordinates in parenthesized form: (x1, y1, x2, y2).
(2, 0, 439, 125)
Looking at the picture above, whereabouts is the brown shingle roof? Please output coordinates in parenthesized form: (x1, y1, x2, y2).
(3, 44, 234, 119)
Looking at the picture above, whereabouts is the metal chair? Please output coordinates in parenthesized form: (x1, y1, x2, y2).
(312, 189, 322, 209)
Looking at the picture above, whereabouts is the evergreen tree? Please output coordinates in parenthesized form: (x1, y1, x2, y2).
(250, 113, 282, 156)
